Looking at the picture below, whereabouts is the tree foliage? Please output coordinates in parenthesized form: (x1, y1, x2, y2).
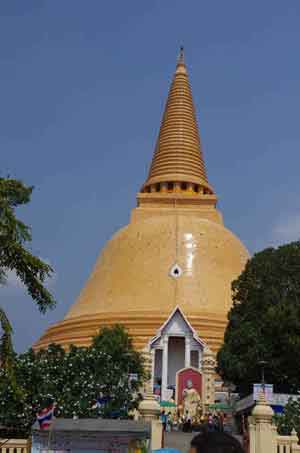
(217, 241, 300, 395)
(0, 325, 147, 436)
(0, 177, 56, 365)
(274, 398, 300, 437)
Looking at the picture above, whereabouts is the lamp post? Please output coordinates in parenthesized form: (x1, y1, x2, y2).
(258, 360, 267, 393)
(225, 382, 236, 409)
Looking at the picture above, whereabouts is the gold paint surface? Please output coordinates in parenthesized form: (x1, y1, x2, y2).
(142, 59, 212, 193)
(35, 214, 249, 351)
(35, 53, 249, 354)
(66, 215, 248, 318)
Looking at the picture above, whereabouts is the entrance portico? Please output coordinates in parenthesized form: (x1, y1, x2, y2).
(149, 307, 206, 401)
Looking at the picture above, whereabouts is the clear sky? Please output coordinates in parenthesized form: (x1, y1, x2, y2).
(1, 1, 300, 352)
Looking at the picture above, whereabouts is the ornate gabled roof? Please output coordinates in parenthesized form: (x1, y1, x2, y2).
(149, 305, 206, 348)
(141, 47, 214, 195)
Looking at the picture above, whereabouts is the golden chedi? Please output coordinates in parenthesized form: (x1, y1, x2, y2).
(35, 49, 249, 383)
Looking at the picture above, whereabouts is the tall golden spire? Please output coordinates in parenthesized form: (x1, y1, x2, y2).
(141, 47, 214, 196)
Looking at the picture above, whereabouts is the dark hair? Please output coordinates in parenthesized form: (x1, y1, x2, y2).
(191, 431, 244, 453)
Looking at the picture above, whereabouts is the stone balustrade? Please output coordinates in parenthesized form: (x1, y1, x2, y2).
(249, 393, 300, 453)
(0, 438, 30, 453)
(276, 433, 300, 453)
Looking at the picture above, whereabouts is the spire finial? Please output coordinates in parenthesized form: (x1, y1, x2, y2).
(140, 48, 214, 196)
(177, 46, 185, 66)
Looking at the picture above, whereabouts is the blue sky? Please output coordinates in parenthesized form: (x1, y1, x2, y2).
(1, 1, 300, 352)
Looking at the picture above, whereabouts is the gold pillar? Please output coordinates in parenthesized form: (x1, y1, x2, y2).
(161, 182, 168, 193)
(187, 183, 194, 193)
(174, 182, 181, 192)
(202, 347, 216, 414)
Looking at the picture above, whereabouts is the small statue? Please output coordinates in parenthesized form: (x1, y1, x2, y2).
(182, 379, 201, 419)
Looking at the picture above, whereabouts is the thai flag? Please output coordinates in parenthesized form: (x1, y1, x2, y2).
(37, 404, 55, 429)
(92, 395, 111, 409)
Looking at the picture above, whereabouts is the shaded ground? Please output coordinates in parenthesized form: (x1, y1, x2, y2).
(164, 432, 194, 452)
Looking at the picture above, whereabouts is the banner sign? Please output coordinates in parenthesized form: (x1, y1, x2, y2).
(253, 384, 273, 402)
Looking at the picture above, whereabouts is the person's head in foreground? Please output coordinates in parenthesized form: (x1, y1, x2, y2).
(190, 431, 244, 453)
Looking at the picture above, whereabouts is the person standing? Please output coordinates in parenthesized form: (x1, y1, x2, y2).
(218, 412, 224, 432)
(207, 413, 214, 432)
(160, 410, 167, 431)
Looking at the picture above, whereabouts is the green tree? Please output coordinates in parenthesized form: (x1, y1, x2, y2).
(0, 177, 56, 366)
(274, 398, 300, 437)
(0, 325, 147, 436)
(217, 241, 300, 395)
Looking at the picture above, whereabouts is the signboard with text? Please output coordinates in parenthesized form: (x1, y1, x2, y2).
(253, 384, 273, 402)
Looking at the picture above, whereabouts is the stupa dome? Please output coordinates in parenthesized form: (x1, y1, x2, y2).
(36, 214, 248, 353)
(35, 48, 249, 354)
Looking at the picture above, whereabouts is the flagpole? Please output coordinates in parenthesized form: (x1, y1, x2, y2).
(48, 402, 57, 452)
(47, 415, 54, 453)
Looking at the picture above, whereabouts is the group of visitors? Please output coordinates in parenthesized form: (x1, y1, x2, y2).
(182, 411, 227, 433)
(204, 412, 226, 432)
(159, 413, 244, 453)
(160, 409, 228, 434)
(160, 410, 176, 432)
